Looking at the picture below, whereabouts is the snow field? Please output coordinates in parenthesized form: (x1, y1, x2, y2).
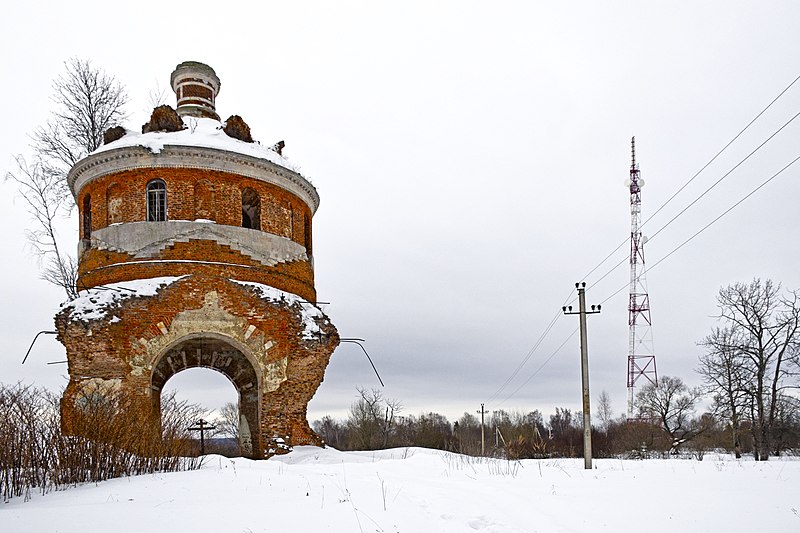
(4, 446, 799, 532)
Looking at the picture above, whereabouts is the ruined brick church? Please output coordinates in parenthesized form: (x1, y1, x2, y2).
(56, 61, 339, 458)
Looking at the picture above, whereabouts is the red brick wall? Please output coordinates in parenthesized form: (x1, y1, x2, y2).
(57, 274, 339, 458)
(77, 168, 312, 248)
(76, 167, 317, 301)
(78, 239, 316, 302)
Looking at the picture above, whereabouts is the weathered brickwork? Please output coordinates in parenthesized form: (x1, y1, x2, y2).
(77, 167, 312, 250)
(77, 239, 316, 302)
(58, 61, 337, 459)
(57, 275, 339, 458)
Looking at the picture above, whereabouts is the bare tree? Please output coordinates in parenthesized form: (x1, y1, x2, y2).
(6, 58, 127, 299)
(215, 402, 239, 440)
(596, 390, 614, 431)
(698, 326, 751, 458)
(34, 57, 128, 180)
(346, 387, 401, 450)
(704, 279, 800, 460)
(5, 156, 78, 299)
(635, 376, 706, 453)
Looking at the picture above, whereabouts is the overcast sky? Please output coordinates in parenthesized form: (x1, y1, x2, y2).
(1, 2, 799, 425)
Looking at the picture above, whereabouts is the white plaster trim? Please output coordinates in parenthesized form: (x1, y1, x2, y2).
(90, 221, 308, 267)
(68, 145, 320, 213)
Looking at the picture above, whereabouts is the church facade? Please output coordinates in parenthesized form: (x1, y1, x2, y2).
(56, 61, 339, 458)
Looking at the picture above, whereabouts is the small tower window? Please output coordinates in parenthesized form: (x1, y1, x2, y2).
(146, 179, 167, 222)
(82, 195, 92, 239)
(241, 187, 261, 230)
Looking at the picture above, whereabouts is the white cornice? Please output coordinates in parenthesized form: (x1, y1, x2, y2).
(68, 145, 320, 214)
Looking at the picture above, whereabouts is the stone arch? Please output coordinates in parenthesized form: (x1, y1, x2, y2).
(150, 334, 262, 458)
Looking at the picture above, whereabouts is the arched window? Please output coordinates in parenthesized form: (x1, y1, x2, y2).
(82, 195, 92, 239)
(146, 179, 167, 222)
(241, 187, 261, 230)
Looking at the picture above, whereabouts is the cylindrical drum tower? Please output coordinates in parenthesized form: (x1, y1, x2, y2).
(56, 62, 339, 458)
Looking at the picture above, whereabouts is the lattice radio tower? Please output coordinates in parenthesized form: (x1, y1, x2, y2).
(626, 137, 658, 418)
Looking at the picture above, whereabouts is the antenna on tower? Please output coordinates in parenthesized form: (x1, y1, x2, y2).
(626, 136, 657, 419)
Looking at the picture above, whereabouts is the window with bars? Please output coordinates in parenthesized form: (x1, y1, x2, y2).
(146, 180, 167, 222)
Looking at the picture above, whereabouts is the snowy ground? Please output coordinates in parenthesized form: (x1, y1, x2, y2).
(4, 447, 799, 532)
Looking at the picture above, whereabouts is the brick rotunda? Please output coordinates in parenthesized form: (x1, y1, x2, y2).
(56, 61, 339, 458)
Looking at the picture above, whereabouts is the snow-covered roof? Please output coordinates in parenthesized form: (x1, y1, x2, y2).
(93, 117, 301, 173)
(68, 117, 321, 213)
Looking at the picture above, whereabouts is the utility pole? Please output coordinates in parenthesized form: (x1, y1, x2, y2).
(563, 282, 601, 469)
(477, 403, 488, 456)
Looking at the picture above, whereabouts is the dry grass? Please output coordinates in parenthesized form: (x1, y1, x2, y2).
(0, 382, 202, 502)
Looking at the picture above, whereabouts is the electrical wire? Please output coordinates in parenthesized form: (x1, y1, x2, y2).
(578, 73, 800, 286)
(593, 153, 800, 307)
(492, 327, 578, 409)
(483, 73, 800, 407)
(581, 109, 800, 299)
(492, 154, 799, 408)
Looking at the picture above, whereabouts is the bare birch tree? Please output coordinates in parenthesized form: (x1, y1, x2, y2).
(6, 58, 127, 300)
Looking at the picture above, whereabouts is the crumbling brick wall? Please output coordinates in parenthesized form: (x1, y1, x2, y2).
(57, 275, 339, 458)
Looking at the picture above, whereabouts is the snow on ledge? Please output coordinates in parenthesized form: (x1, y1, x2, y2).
(231, 280, 326, 339)
(62, 277, 328, 340)
(93, 117, 303, 175)
(62, 277, 186, 322)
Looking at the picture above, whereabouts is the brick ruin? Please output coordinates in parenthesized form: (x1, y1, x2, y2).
(56, 61, 339, 458)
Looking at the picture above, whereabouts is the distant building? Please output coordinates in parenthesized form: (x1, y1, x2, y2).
(56, 61, 339, 458)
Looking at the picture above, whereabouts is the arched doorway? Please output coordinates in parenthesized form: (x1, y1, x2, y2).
(150, 335, 261, 458)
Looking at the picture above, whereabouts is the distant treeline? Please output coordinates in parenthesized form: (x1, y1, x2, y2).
(312, 387, 800, 460)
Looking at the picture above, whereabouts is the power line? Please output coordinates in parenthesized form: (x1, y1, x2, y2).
(583, 109, 800, 298)
(497, 153, 799, 407)
(646, 110, 800, 244)
(579, 73, 800, 285)
(485, 73, 800, 407)
(483, 308, 563, 404)
(484, 288, 575, 403)
(491, 327, 578, 409)
(596, 153, 800, 307)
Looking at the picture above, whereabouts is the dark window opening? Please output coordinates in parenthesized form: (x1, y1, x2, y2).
(241, 188, 261, 230)
(82, 195, 92, 239)
(147, 180, 167, 222)
(304, 213, 312, 256)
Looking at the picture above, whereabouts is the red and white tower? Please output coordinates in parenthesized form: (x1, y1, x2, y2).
(626, 137, 657, 418)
